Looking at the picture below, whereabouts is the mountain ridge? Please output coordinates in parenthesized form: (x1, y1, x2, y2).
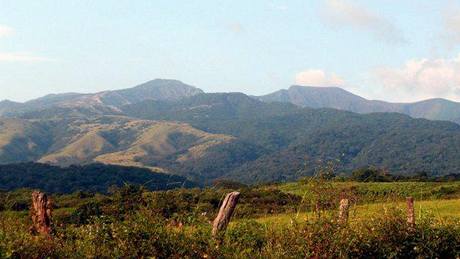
(2, 90, 460, 183)
(2, 79, 460, 184)
(258, 85, 460, 124)
(2, 79, 460, 124)
(0, 79, 203, 117)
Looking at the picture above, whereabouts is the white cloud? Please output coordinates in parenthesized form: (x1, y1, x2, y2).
(269, 3, 288, 11)
(442, 5, 460, 47)
(322, 0, 405, 43)
(0, 25, 55, 63)
(295, 69, 345, 87)
(0, 52, 54, 62)
(0, 25, 14, 38)
(374, 54, 460, 102)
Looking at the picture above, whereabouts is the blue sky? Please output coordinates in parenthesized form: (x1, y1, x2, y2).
(1, 0, 460, 102)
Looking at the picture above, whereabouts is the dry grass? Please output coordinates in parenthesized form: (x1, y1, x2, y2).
(31, 117, 233, 169)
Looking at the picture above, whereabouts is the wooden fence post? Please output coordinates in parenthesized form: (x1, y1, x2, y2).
(338, 198, 350, 224)
(30, 191, 52, 236)
(406, 197, 415, 228)
(212, 192, 240, 238)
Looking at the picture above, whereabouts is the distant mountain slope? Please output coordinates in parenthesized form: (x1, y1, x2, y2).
(258, 86, 381, 111)
(0, 79, 203, 117)
(3, 80, 460, 124)
(224, 111, 460, 183)
(103, 79, 204, 105)
(0, 116, 236, 180)
(258, 85, 460, 123)
(403, 98, 460, 122)
(3, 81, 460, 184)
(0, 118, 53, 163)
(2, 93, 460, 184)
(0, 100, 22, 115)
(122, 92, 299, 135)
(123, 93, 460, 183)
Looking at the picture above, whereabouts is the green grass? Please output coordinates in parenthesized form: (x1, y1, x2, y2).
(255, 181, 460, 227)
(252, 198, 460, 227)
(277, 181, 460, 201)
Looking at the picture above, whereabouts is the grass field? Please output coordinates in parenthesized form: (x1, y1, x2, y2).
(253, 199, 460, 227)
(278, 181, 460, 201)
(248, 181, 460, 225)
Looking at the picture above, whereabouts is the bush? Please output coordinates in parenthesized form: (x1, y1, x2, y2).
(225, 220, 267, 255)
(351, 167, 391, 182)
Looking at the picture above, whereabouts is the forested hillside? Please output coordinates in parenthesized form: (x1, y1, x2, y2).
(0, 163, 195, 193)
(123, 93, 460, 183)
(1, 81, 460, 184)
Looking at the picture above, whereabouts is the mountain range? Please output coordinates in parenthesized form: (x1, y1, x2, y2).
(0, 79, 203, 118)
(121, 93, 460, 183)
(3, 81, 460, 124)
(258, 85, 460, 124)
(1, 79, 460, 184)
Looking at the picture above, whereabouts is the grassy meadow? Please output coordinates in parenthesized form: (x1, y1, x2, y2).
(253, 199, 460, 227)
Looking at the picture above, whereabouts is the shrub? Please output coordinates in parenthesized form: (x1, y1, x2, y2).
(225, 220, 267, 255)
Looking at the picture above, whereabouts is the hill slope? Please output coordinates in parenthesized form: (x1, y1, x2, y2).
(3, 84, 460, 184)
(258, 85, 460, 124)
(123, 93, 460, 183)
(0, 116, 237, 181)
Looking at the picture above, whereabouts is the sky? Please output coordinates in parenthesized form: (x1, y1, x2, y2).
(1, 0, 460, 102)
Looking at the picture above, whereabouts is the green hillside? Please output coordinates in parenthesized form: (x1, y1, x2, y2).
(0, 116, 237, 181)
(123, 93, 460, 183)
(2, 91, 460, 184)
(0, 118, 53, 163)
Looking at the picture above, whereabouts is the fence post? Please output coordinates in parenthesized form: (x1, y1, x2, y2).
(212, 191, 240, 238)
(338, 198, 350, 224)
(406, 197, 415, 228)
(30, 191, 52, 236)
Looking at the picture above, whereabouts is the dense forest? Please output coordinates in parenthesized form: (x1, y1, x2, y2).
(0, 163, 195, 193)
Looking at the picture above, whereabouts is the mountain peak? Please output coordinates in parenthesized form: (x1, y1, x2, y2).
(0, 100, 22, 115)
(0, 79, 205, 119)
(0, 99, 20, 105)
(289, 85, 345, 91)
(112, 79, 204, 103)
(413, 98, 460, 105)
(288, 85, 364, 97)
(131, 78, 196, 89)
(259, 85, 367, 110)
(259, 86, 460, 124)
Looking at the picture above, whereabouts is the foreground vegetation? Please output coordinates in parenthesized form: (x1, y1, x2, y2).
(1, 179, 460, 258)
